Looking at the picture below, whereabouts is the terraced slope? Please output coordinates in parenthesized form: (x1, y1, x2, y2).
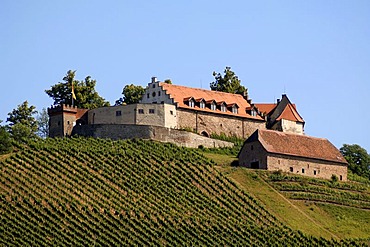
(0, 138, 363, 246)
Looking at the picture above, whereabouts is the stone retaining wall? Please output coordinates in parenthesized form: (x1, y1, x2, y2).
(72, 124, 233, 148)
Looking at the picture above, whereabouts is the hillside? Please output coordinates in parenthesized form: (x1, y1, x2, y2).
(0, 138, 366, 246)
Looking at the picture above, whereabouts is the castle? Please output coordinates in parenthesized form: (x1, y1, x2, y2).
(48, 77, 347, 180)
(48, 77, 304, 140)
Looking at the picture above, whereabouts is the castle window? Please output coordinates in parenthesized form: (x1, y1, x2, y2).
(58, 121, 61, 126)
(211, 103, 216, 110)
(152, 84, 156, 88)
(116, 111, 122, 116)
(147, 93, 149, 98)
(340, 175, 343, 181)
(67, 121, 70, 125)
(302, 168, 305, 174)
(149, 109, 155, 114)
(158, 91, 161, 96)
(314, 170, 317, 175)
(232, 106, 238, 114)
(152, 92, 156, 97)
(138, 109, 144, 114)
(189, 100, 195, 108)
(289, 167, 293, 172)
(170, 110, 173, 115)
(251, 145, 253, 150)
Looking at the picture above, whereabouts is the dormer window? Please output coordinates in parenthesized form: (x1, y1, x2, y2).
(251, 110, 257, 116)
(228, 103, 239, 114)
(221, 105, 226, 112)
(189, 99, 195, 108)
(200, 101, 205, 109)
(211, 102, 216, 110)
(196, 98, 205, 109)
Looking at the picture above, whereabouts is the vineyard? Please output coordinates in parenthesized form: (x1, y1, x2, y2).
(266, 171, 370, 210)
(0, 137, 365, 246)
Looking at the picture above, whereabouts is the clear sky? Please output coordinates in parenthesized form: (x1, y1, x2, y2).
(1, 0, 369, 151)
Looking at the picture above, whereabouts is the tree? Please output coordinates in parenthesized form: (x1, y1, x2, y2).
(0, 121, 12, 154)
(115, 84, 145, 105)
(7, 101, 38, 136)
(340, 144, 370, 179)
(210, 66, 248, 95)
(36, 108, 49, 138)
(45, 70, 110, 109)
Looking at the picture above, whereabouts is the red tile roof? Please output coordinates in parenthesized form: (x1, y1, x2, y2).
(159, 82, 263, 120)
(255, 129, 347, 164)
(276, 104, 304, 123)
(254, 103, 276, 115)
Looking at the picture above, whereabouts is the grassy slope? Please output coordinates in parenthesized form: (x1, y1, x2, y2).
(208, 153, 370, 240)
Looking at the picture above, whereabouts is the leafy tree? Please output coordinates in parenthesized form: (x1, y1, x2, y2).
(45, 70, 110, 109)
(210, 66, 248, 95)
(164, 79, 172, 84)
(115, 84, 145, 105)
(340, 144, 370, 179)
(36, 108, 49, 138)
(0, 121, 12, 154)
(7, 101, 38, 137)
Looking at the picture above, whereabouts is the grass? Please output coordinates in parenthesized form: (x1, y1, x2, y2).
(216, 166, 370, 240)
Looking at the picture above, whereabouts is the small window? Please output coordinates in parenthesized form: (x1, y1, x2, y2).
(152, 92, 156, 97)
(211, 103, 216, 111)
(149, 109, 155, 114)
(58, 121, 61, 126)
(147, 93, 149, 98)
(278, 160, 280, 164)
(152, 84, 156, 88)
(289, 167, 293, 172)
(116, 111, 122, 116)
(251, 145, 253, 150)
(302, 168, 305, 174)
(232, 107, 238, 114)
(251, 110, 257, 117)
(161, 101, 164, 104)
(221, 105, 226, 112)
(170, 110, 173, 115)
(189, 100, 195, 108)
(138, 109, 144, 114)
(200, 101, 205, 109)
(67, 121, 70, 125)
(340, 175, 343, 181)
(314, 170, 317, 175)
(158, 91, 161, 96)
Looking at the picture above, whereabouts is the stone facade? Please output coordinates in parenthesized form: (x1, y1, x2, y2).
(87, 103, 177, 128)
(177, 109, 266, 138)
(72, 124, 233, 148)
(271, 119, 304, 135)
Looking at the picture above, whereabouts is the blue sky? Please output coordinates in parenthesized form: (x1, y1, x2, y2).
(1, 0, 369, 151)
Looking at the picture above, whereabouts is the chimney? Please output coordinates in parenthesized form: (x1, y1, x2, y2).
(277, 98, 280, 104)
(151, 77, 157, 83)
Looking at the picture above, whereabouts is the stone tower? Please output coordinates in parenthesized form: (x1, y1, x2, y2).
(47, 104, 88, 137)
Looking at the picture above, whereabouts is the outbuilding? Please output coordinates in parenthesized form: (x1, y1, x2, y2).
(238, 129, 348, 181)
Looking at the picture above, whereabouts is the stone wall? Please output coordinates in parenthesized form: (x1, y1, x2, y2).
(267, 154, 347, 181)
(177, 109, 265, 139)
(87, 103, 177, 128)
(271, 119, 304, 135)
(72, 124, 233, 148)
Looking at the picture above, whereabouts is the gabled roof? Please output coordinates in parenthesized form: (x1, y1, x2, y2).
(276, 104, 304, 123)
(244, 129, 347, 164)
(159, 82, 263, 120)
(254, 103, 277, 115)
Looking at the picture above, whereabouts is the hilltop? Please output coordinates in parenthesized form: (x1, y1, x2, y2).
(0, 138, 368, 246)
